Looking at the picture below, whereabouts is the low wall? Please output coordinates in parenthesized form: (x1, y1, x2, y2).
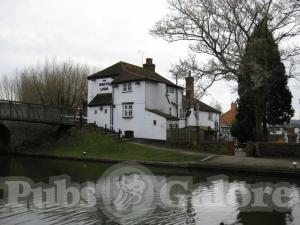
(194, 142, 235, 155)
(246, 142, 300, 157)
(167, 127, 234, 155)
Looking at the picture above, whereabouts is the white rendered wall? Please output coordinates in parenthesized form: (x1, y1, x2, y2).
(186, 108, 220, 129)
(87, 77, 113, 103)
(179, 119, 186, 128)
(87, 105, 111, 127)
(113, 81, 146, 137)
(113, 81, 167, 140)
(145, 81, 183, 118)
(145, 82, 166, 112)
(87, 77, 113, 126)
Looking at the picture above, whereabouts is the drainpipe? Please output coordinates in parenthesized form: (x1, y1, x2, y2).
(176, 73, 178, 118)
(111, 85, 114, 131)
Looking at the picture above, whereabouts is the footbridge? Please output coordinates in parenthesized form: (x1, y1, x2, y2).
(0, 100, 78, 153)
(0, 100, 76, 125)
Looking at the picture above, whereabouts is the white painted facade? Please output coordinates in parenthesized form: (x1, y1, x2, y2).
(87, 77, 113, 128)
(87, 77, 182, 140)
(88, 105, 111, 128)
(87, 60, 220, 141)
(88, 77, 113, 102)
(186, 108, 219, 129)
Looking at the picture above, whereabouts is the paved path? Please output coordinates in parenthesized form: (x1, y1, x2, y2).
(130, 141, 300, 175)
(129, 141, 212, 157)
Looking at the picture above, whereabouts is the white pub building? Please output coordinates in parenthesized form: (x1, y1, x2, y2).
(87, 58, 220, 140)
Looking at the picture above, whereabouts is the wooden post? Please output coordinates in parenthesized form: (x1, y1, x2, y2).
(9, 101, 12, 119)
(196, 126, 199, 149)
(28, 103, 30, 121)
(105, 124, 107, 134)
(79, 107, 83, 129)
(119, 129, 121, 140)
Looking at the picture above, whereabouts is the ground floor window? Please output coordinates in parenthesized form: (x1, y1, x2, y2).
(122, 103, 133, 118)
(179, 108, 184, 118)
(208, 112, 213, 120)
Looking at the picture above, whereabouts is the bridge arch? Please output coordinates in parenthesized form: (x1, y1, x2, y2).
(0, 123, 11, 153)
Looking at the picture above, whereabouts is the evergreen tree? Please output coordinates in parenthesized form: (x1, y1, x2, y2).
(231, 18, 294, 142)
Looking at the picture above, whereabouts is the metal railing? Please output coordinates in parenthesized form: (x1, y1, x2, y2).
(0, 100, 76, 125)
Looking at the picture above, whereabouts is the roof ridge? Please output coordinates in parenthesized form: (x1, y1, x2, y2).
(121, 62, 145, 79)
(122, 61, 178, 85)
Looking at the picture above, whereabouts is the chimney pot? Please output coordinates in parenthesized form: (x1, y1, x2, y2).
(231, 102, 237, 110)
(146, 58, 152, 64)
(143, 58, 155, 72)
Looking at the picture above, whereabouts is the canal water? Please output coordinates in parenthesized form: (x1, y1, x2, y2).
(0, 156, 300, 225)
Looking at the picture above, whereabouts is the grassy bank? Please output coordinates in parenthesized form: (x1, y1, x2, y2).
(17, 130, 206, 162)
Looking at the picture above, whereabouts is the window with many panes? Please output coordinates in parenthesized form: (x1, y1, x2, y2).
(123, 83, 132, 92)
(122, 103, 133, 118)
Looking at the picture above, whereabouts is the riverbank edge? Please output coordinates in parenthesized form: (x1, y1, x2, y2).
(6, 151, 300, 178)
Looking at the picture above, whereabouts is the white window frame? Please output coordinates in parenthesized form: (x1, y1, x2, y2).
(208, 112, 213, 121)
(127, 83, 132, 91)
(169, 87, 174, 93)
(122, 103, 133, 118)
(123, 83, 132, 92)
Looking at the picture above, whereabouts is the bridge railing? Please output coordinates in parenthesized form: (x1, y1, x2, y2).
(0, 100, 76, 125)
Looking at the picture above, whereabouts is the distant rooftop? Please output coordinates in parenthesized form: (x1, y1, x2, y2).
(220, 102, 237, 125)
(290, 119, 300, 128)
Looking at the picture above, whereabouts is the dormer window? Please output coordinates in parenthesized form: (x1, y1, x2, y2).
(123, 83, 132, 92)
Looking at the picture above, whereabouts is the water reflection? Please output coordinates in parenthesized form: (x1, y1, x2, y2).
(0, 156, 300, 225)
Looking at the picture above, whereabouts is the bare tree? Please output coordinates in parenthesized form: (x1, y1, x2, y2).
(0, 74, 17, 101)
(151, 0, 300, 96)
(1, 58, 90, 108)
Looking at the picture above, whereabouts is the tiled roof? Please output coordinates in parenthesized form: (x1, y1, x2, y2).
(146, 109, 179, 121)
(220, 102, 237, 125)
(87, 61, 183, 88)
(182, 96, 221, 114)
(88, 93, 112, 107)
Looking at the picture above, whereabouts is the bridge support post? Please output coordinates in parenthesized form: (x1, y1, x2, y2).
(0, 123, 11, 154)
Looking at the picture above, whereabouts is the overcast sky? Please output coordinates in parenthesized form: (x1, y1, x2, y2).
(0, 0, 299, 117)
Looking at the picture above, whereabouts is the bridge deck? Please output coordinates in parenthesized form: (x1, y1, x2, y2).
(0, 100, 76, 125)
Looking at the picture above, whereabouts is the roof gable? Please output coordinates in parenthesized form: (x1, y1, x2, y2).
(87, 61, 183, 88)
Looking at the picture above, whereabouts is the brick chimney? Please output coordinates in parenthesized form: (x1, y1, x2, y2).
(231, 102, 237, 110)
(143, 58, 155, 72)
(185, 71, 194, 107)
